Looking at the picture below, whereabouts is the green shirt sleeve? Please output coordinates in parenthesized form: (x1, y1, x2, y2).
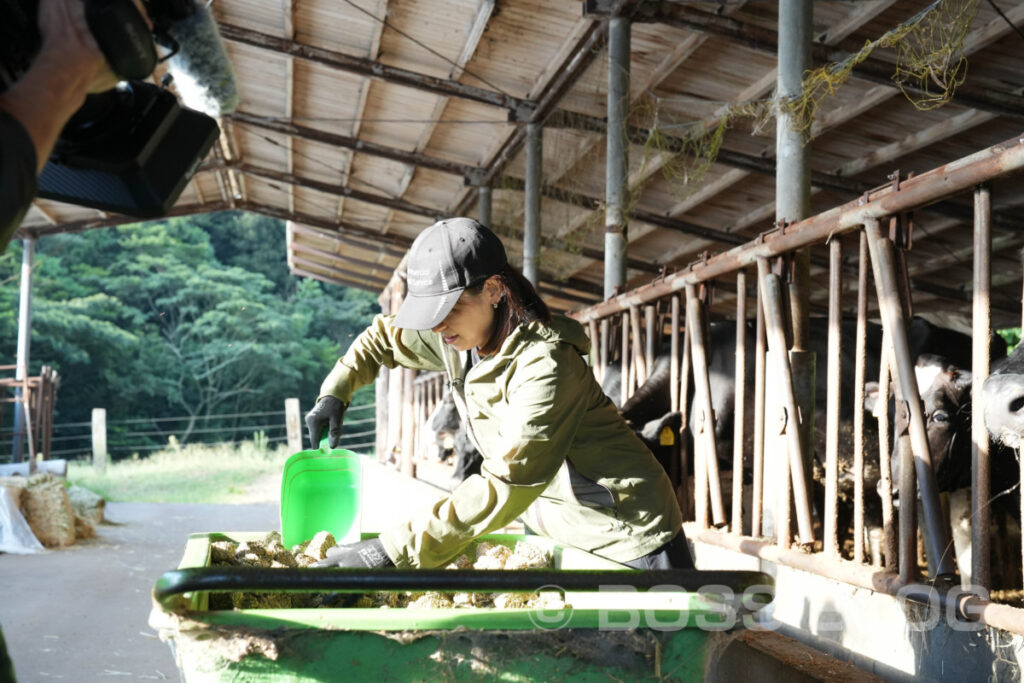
(379, 342, 589, 568)
(319, 313, 446, 403)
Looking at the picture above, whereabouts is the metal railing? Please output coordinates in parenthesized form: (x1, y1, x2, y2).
(2, 402, 377, 461)
(570, 134, 1024, 634)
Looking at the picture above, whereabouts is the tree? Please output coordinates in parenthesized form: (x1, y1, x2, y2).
(0, 213, 382, 453)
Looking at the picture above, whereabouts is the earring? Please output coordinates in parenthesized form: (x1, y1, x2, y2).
(492, 301, 499, 309)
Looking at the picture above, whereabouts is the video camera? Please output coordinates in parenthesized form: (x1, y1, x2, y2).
(0, 0, 237, 218)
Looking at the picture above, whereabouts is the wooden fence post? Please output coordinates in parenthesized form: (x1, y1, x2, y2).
(92, 408, 107, 474)
(285, 398, 302, 453)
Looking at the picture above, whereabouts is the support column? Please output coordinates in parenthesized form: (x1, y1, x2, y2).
(523, 123, 541, 286)
(477, 185, 492, 227)
(776, 0, 814, 541)
(12, 238, 34, 463)
(776, 0, 813, 340)
(604, 15, 630, 300)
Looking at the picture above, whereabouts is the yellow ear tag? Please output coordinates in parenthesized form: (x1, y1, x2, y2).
(659, 426, 675, 446)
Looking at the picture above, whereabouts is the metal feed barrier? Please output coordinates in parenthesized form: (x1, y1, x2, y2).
(570, 134, 1024, 635)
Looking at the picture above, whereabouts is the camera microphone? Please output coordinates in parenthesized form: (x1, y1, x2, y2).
(162, 1, 239, 118)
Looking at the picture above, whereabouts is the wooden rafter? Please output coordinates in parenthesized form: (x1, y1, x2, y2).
(376, 0, 495, 236)
(217, 23, 534, 118)
(13, 203, 230, 239)
(559, 0, 1024, 282)
(283, 0, 296, 214)
(334, 0, 387, 224)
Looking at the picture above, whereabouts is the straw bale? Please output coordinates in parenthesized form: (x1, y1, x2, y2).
(75, 514, 96, 540)
(67, 485, 105, 525)
(24, 473, 75, 548)
(302, 531, 336, 560)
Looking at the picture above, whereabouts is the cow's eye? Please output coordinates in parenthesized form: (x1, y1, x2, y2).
(931, 411, 949, 424)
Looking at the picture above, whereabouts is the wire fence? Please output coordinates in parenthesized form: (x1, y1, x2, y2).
(0, 402, 376, 463)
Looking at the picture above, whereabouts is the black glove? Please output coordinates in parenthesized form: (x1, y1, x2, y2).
(305, 396, 347, 448)
(313, 538, 394, 568)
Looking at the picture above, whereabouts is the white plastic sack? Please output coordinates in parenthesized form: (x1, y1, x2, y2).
(0, 487, 44, 554)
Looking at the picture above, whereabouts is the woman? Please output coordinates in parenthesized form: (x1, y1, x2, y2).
(305, 217, 692, 570)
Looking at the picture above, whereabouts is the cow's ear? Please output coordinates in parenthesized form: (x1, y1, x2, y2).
(951, 367, 972, 389)
(864, 381, 880, 416)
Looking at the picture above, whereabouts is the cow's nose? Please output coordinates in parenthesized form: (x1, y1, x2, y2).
(983, 374, 1024, 438)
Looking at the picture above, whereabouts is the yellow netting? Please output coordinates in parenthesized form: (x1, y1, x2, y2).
(629, 94, 773, 205)
(786, 0, 980, 135)
(626, 0, 980, 204)
(485, 0, 981, 281)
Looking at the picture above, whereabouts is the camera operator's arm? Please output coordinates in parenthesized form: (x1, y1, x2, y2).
(0, 0, 119, 247)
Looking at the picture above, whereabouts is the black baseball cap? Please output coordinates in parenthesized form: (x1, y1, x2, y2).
(393, 217, 508, 330)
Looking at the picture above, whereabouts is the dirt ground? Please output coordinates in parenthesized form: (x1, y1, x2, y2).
(0, 461, 446, 682)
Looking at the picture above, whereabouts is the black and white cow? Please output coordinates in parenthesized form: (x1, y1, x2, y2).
(874, 339, 1021, 587)
(983, 340, 1024, 449)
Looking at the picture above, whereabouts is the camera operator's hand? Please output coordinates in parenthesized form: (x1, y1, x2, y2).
(0, 0, 154, 249)
(0, 0, 153, 171)
(36, 0, 120, 95)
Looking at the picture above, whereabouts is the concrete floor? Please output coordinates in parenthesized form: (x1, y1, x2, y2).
(0, 460, 446, 682)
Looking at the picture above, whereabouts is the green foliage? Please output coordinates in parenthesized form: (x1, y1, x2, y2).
(0, 213, 381, 453)
(998, 327, 1021, 353)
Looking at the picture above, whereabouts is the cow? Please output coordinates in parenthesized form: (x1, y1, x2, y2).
(616, 315, 994, 560)
(983, 340, 1024, 449)
(873, 336, 1011, 504)
(598, 345, 682, 481)
(872, 339, 1021, 588)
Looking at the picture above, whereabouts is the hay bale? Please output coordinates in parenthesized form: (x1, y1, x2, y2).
(67, 485, 105, 525)
(74, 514, 96, 540)
(23, 473, 76, 548)
(0, 476, 27, 510)
(302, 531, 336, 561)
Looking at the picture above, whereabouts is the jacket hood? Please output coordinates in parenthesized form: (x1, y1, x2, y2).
(496, 314, 591, 359)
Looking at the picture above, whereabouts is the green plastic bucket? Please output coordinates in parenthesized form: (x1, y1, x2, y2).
(279, 438, 361, 547)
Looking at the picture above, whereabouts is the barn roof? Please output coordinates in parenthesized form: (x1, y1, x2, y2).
(13, 0, 1024, 326)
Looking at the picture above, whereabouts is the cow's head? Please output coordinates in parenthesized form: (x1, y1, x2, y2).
(984, 342, 1024, 449)
(430, 393, 461, 433)
(867, 354, 973, 504)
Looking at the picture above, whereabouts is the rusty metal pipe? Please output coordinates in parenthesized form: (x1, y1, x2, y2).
(680, 318, 693, 522)
(600, 319, 609, 388)
(753, 284, 767, 538)
(686, 285, 726, 526)
(864, 218, 956, 578)
(669, 297, 681, 489)
(972, 186, 992, 589)
(645, 304, 656, 377)
(732, 270, 747, 535)
(671, 296, 681, 414)
(572, 136, 1024, 324)
(854, 232, 871, 565)
(877, 329, 898, 573)
(630, 306, 646, 390)
(620, 312, 629, 407)
(824, 238, 843, 558)
(587, 319, 600, 383)
(757, 259, 815, 545)
(897, 432, 917, 585)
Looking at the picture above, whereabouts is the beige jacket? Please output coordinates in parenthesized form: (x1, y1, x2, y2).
(319, 313, 681, 568)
